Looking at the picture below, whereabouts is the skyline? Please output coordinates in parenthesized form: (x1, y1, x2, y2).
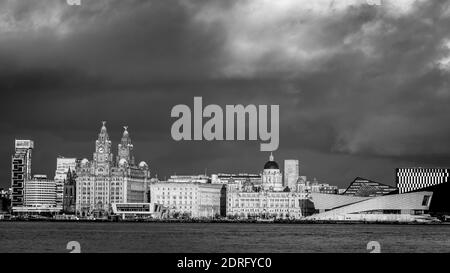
(1, 0, 450, 189)
(2, 120, 440, 190)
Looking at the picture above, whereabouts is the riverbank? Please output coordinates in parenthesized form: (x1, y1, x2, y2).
(1, 217, 449, 225)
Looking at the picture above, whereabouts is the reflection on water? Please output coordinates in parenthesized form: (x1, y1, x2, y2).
(1, 222, 450, 253)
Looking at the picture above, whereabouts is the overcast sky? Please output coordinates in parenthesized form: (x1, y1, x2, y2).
(1, 0, 450, 189)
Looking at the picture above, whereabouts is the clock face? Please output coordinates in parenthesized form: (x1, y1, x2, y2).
(98, 146, 104, 153)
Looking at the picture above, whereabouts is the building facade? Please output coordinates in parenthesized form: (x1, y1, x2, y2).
(226, 188, 308, 219)
(307, 191, 435, 222)
(23, 175, 56, 208)
(12, 175, 60, 214)
(111, 202, 167, 219)
(11, 140, 34, 208)
(284, 159, 299, 191)
(198, 183, 226, 217)
(225, 155, 309, 219)
(54, 157, 78, 211)
(396, 168, 450, 194)
(75, 122, 151, 217)
(149, 182, 225, 218)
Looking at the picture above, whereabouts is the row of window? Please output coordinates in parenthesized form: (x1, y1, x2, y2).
(159, 200, 193, 205)
(230, 203, 295, 208)
(229, 208, 295, 213)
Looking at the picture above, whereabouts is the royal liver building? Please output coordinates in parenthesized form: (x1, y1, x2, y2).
(76, 122, 151, 217)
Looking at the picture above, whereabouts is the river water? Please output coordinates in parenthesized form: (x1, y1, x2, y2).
(1, 222, 449, 253)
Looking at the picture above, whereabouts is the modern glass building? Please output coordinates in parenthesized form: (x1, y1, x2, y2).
(304, 176, 437, 222)
(342, 177, 397, 197)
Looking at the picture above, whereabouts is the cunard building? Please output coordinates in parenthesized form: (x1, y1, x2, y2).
(76, 122, 151, 217)
(226, 154, 308, 220)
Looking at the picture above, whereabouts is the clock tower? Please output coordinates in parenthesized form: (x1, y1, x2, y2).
(93, 121, 113, 175)
(117, 126, 135, 166)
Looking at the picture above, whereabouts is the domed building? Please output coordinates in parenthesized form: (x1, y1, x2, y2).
(226, 154, 308, 220)
(262, 153, 283, 191)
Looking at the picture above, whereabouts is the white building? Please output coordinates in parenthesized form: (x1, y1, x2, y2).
(306, 191, 436, 222)
(149, 182, 225, 218)
(12, 175, 60, 214)
(225, 155, 309, 219)
(284, 159, 299, 190)
(111, 203, 167, 219)
(226, 188, 308, 219)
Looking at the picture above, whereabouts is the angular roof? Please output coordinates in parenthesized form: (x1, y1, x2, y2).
(342, 177, 397, 197)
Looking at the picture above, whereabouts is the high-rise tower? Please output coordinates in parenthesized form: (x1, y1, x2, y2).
(284, 159, 299, 191)
(11, 140, 34, 208)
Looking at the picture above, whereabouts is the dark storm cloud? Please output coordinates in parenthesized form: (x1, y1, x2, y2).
(0, 0, 226, 94)
(1, 0, 450, 188)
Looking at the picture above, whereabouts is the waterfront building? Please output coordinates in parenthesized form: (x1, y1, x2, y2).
(12, 175, 60, 214)
(302, 175, 437, 222)
(54, 157, 78, 211)
(342, 177, 397, 197)
(11, 140, 34, 208)
(149, 182, 225, 218)
(75, 122, 151, 217)
(284, 159, 299, 191)
(226, 188, 309, 219)
(225, 155, 309, 219)
(306, 191, 435, 222)
(24, 175, 56, 207)
(396, 168, 450, 194)
(111, 203, 167, 219)
(262, 153, 283, 191)
(168, 175, 210, 183)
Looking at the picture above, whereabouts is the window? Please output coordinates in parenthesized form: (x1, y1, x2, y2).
(422, 195, 431, 206)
